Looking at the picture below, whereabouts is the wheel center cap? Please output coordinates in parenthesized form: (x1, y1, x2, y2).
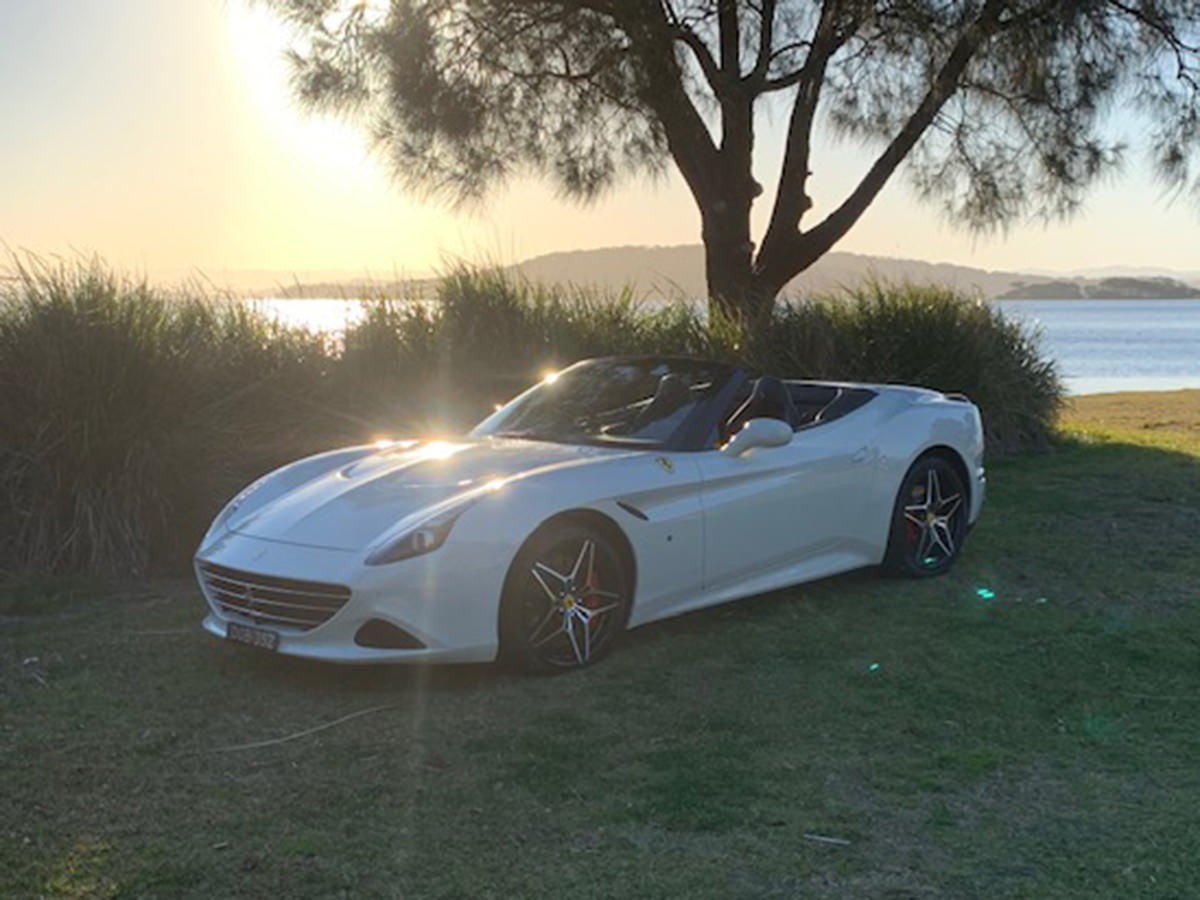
(926, 511, 937, 525)
(562, 595, 577, 610)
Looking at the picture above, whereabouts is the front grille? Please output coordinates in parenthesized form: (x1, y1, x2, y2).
(198, 561, 350, 632)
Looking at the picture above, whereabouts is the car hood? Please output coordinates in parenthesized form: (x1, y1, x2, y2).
(233, 437, 629, 552)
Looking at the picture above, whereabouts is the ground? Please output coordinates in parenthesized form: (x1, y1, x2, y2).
(3, 392, 1199, 899)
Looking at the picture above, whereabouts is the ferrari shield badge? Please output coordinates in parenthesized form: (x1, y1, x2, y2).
(656, 457, 674, 474)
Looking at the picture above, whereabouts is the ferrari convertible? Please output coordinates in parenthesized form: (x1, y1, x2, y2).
(196, 357, 985, 672)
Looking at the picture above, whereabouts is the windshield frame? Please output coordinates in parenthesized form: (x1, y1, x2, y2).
(470, 357, 747, 452)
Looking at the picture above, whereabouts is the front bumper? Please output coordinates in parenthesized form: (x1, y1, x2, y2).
(195, 530, 509, 664)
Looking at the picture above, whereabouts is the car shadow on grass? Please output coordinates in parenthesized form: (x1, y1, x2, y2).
(214, 644, 507, 694)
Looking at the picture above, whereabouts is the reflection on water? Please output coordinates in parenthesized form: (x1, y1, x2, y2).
(249, 297, 1200, 396)
(250, 298, 366, 332)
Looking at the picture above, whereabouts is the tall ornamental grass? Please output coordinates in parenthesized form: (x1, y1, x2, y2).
(0, 258, 1060, 576)
(0, 257, 333, 575)
(753, 282, 1062, 454)
(343, 267, 1060, 454)
(338, 266, 706, 428)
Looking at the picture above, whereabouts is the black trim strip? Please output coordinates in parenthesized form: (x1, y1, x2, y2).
(616, 500, 649, 521)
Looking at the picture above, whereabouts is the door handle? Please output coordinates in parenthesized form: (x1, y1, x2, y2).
(852, 446, 872, 464)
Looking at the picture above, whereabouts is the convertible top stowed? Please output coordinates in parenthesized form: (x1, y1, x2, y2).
(196, 355, 986, 671)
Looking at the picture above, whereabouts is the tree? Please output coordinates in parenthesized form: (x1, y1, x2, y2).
(265, 1, 1200, 323)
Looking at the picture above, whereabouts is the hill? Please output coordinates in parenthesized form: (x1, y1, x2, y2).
(231, 246, 1200, 300)
(997, 275, 1200, 300)
(512, 245, 1031, 299)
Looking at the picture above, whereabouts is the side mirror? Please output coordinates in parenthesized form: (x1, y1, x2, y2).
(720, 417, 793, 457)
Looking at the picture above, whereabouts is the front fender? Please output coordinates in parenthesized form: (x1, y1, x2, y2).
(199, 444, 381, 549)
(450, 451, 707, 627)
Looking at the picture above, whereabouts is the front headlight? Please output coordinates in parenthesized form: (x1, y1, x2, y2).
(365, 505, 470, 566)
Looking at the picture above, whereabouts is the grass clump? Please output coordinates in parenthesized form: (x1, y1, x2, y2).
(339, 265, 706, 428)
(754, 282, 1062, 453)
(0, 257, 1061, 577)
(343, 266, 1061, 456)
(0, 256, 331, 575)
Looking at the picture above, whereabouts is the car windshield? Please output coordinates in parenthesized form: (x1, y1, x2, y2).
(471, 358, 734, 449)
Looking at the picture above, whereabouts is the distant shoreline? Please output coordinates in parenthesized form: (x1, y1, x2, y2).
(248, 292, 1200, 303)
(990, 294, 1200, 301)
(994, 275, 1200, 300)
(224, 246, 1200, 300)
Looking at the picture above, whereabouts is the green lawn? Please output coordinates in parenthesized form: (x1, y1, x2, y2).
(3, 393, 1199, 899)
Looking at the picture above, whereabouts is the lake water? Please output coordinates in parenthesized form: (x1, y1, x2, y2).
(251, 297, 1200, 396)
(992, 299, 1200, 395)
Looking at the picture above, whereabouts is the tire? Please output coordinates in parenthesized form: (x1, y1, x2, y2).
(499, 520, 632, 674)
(882, 454, 969, 578)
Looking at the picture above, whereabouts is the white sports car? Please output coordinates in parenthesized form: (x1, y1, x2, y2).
(196, 357, 985, 672)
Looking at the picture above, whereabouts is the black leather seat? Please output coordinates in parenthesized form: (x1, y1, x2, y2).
(725, 376, 798, 435)
(632, 373, 690, 430)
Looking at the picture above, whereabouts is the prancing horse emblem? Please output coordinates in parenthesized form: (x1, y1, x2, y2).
(656, 457, 674, 474)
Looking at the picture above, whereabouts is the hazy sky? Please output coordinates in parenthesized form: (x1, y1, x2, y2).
(2, 0, 1198, 285)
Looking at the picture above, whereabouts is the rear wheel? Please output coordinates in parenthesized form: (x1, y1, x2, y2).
(882, 455, 968, 577)
(500, 521, 631, 674)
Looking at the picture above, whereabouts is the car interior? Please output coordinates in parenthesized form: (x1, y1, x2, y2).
(720, 376, 877, 442)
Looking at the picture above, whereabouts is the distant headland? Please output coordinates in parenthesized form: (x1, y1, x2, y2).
(995, 276, 1200, 300)
(230, 245, 1200, 301)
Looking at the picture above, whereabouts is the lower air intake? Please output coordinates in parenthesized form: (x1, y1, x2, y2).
(354, 619, 427, 650)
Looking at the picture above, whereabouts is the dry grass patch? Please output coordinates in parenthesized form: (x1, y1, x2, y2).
(1063, 389, 1200, 445)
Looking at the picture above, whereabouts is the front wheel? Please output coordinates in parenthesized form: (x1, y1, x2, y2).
(882, 455, 969, 577)
(499, 521, 631, 674)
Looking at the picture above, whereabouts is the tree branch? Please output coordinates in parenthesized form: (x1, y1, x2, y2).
(670, 24, 723, 90)
(718, 0, 740, 79)
(757, 0, 1010, 292)
(748, 0, 777, 85)
(660, 1, 723, 92)
(632, 7, 723, 205)
(1106, 0, 1200, 54)
(755, 0, 846, 276)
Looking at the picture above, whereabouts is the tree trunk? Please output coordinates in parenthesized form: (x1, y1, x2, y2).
(705, 243, 790, 331)
(701, 184, 775, 328)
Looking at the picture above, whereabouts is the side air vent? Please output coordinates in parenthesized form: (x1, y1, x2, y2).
(617, 501, 649, 521)
(354, 619, 426, 650)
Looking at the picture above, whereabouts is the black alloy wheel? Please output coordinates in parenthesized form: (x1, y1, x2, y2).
(883, 454, 969, 577)
(500, 520, 631, 673)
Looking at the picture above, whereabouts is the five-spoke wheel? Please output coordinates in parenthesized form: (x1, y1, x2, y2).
(500, 521, 631, 673)
(883, 454, 969, 577)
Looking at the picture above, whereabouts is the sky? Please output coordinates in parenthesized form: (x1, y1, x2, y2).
(2, 0, 1198, 288)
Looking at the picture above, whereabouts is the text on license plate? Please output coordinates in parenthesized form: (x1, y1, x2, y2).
(226, 622, 280, 651)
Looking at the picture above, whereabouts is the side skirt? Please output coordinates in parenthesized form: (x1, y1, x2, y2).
(627, 548, 877, 629)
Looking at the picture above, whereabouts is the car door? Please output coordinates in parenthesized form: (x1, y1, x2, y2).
(695, 417, 876, 591)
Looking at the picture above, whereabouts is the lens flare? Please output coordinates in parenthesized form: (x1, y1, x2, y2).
(420, 440, 461, 460)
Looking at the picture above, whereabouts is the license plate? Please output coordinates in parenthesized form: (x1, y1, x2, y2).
(226, 622, 280, 652)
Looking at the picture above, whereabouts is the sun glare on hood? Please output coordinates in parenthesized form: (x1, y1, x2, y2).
(419, 440, 466, 460)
